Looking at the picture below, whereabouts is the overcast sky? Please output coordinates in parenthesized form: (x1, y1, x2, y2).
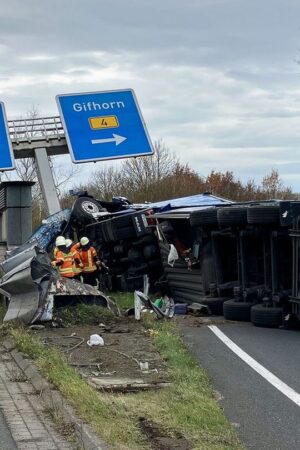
(1, 0, 300, 189)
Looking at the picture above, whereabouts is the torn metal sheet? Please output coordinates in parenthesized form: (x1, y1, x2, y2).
(28, 208, 71, 251)
(54, 277, 120, 316)
(0, 245, 56, 324)
(55, 277, 102, 296)
(0, 240, 120, 324)
(134, 290, 175, 319)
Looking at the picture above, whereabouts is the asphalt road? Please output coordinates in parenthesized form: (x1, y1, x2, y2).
(0, 408, 17, 449)
(182, 322, 300, 450)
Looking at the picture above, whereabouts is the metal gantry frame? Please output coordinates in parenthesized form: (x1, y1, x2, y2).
(7, 115, 70, 215)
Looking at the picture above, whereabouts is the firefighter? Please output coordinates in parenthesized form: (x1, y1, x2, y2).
(53, 235, 65, 259)
(65, 239, 84, 281)
(78, 237, 101, 286)
(51, 236, 75, 279)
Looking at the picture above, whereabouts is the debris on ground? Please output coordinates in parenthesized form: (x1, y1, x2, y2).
(37, 320, 168, 392)
(87, 334, 104, 347)
(134, 290, 175, 320)
(187, 302, 210, 316)
(0, 244, 120, 325)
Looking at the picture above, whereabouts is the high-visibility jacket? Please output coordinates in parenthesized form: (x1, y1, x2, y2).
(52, 250, 75, 278)
(71, 244, 83, 274)
(79, 246, 99, 273)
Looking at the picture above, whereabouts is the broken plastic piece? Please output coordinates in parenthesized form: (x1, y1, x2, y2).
(87, 334, 104, 347)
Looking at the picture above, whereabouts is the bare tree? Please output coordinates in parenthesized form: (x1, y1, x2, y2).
(120, 139, 180, 201)
(261, 169, 295, 199)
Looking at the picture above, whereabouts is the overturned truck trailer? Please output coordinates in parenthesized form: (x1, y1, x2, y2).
(155, 199, 300, 328)
(3, 190, 300, 329)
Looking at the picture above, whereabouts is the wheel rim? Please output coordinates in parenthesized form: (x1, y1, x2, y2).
(81, 201, 100, 215)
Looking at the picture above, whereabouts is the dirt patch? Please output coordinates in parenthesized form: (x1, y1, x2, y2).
(36, 319, 168, 386)
(176, 315, 227, 327)
(139, 418, 191, 450)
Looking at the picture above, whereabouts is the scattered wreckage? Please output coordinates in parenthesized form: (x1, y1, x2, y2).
(0, 242, 118, 324)
(2, 191, 300, 329)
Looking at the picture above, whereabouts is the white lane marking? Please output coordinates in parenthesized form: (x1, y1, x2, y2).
(208, 325, 300, 407)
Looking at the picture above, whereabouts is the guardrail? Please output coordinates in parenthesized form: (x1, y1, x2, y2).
(8, 116, 65, 144)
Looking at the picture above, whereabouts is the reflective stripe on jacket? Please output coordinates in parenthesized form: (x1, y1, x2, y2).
(79, 247, 98, 273)
(54, 251, 75, 278)
(71, 244, 83, 274)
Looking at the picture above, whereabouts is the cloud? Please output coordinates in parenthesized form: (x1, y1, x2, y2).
(0, 0, 300, 190)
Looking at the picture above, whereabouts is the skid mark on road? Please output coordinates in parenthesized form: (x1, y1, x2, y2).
(208, 325, 300, 407)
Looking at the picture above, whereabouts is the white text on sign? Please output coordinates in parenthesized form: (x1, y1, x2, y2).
(73, 101, 125, 112)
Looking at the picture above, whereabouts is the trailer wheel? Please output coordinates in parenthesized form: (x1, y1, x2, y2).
(72, 197, 104, 223)
(143, 244, 158, 260)
(251, 304, 283, 328)
(190, 208, 218, 227)
(223, 300, 253, 321)
(113, 244, 128, 255)
(217, 207, 248, 227)
(247, 205, 280, 225)
(128, 248, 144, 264)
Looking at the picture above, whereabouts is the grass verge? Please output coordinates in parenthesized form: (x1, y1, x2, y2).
(11, 315, 243, 450)
(54, 304, 115, 325)
(109, 291, 134, 310)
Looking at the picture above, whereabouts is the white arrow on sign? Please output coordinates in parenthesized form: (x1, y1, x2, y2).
(91, 134, 127, 146)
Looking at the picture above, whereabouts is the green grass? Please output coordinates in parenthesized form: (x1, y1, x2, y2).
(124, 320, 243, 449)
(11, 317, 243, 450)
(54, 304, 115, 325)
(11, 328, 148, 450)
(109, 291, 134, 310)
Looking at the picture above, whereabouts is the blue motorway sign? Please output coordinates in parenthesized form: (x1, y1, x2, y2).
(0, 102, 15, 170)
(56, 89, 154, 163)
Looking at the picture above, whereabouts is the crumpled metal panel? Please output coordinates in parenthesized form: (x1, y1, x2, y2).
(28, 208, 71, 251)
(54, 277, 101, 296)
(0, 243, 120, 324)
(0, 245, 56, 324)
(2, 244, 40, 274)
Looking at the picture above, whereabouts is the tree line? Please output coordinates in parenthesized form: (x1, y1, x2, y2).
(8, 135, 296, 227)
(61, 140, 297, 208)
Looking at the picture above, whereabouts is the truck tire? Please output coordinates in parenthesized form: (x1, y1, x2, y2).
(247, 205, 280, 225)
(217, 207, 248, 227)
(72, 197, 104, 223)
(143, 244, 158, 260)
(132, 235, 155, 247)
(113, 244, 128, 255)
(128, 248, 144, 264)
(223, 300, 253, 321)
(190, 208, 218, 227)
(251, 304, 283, 328)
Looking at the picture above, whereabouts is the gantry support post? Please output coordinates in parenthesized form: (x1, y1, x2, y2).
(34, 148, 61, 215)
